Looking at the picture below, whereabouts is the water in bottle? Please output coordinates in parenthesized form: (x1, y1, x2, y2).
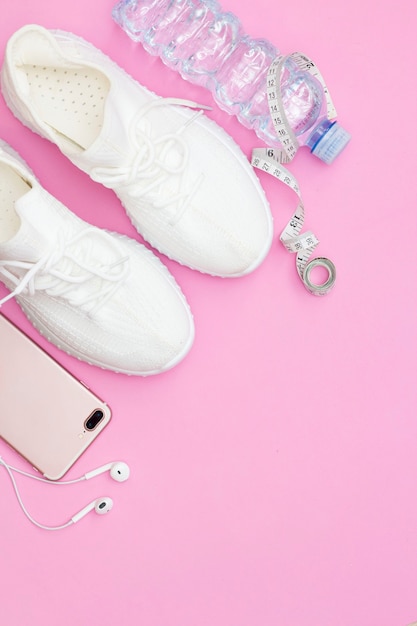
(112, 0, 350, 163)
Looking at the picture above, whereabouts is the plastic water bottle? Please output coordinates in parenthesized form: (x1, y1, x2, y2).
(112, 0, 350, 163)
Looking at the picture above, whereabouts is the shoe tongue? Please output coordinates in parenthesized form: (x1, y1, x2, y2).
(74, 92, 138, 170)
(0, 187, 53, 262)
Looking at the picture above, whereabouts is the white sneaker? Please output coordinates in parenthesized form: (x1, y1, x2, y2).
(1, 24, 273, 277)
(0, 142, 194, 375)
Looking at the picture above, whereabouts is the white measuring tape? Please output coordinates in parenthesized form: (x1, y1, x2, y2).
(251, 52, 338, 296)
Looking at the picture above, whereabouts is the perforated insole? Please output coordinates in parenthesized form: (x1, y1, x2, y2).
(23, 64, 109, 151)
(0, 162, 31, 243)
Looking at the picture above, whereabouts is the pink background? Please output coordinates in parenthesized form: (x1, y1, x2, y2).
(0, 1, 416, 625)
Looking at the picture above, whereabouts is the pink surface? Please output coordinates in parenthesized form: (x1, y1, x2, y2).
(0, 1, 416, 625)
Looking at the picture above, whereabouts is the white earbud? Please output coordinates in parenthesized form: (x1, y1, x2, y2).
(0, 455, 128, 530)
(0, 457, 130, 485)
(83, 461, 130, 482)
(71, 497, 113, 523)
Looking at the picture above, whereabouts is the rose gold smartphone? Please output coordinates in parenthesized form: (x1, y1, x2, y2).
(0, 313, 111, 480)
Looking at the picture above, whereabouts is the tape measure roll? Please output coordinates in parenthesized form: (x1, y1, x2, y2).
(251, 148, 336, 296)
(252, 52, 338, 296)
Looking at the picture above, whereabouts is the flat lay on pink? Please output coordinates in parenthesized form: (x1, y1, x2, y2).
(0, 1, 416, 626)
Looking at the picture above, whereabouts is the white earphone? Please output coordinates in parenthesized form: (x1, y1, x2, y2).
(83, 461, 130, 482)
(0, 456, 130, 531)
(71, 497, 114, 523)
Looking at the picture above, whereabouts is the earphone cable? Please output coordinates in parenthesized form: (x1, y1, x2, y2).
(1, 461, 85, 485)
(0, 459, 74, 530)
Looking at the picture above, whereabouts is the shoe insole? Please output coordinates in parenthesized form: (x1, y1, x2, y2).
(0, 162, 31, 243)
(22, 64, 109, 151)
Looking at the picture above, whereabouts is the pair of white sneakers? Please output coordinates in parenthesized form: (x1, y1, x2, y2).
(0, 24, 273, 375)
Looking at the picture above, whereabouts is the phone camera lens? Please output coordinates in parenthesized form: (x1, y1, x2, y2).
(85, 409, 104, 431)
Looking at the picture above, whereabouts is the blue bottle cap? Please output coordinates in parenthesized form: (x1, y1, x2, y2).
(310, 120, 351, 164)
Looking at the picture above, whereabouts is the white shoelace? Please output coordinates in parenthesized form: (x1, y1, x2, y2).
(0, 228, 130, 314)
(91, 98, 210, 225)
